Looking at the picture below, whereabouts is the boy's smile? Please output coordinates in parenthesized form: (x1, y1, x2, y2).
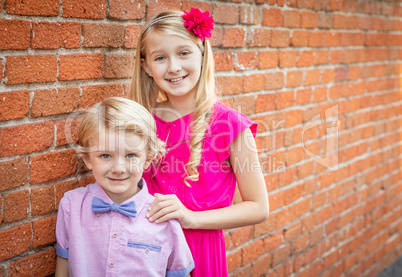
(142, 33, 203, 106)
(83, 128, 151, 204)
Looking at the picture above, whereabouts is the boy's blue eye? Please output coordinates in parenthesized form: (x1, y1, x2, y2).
(100, 154, 111, 159)
(126, 153, 136, 159)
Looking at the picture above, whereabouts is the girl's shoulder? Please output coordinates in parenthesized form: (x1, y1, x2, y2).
(211, 101, 254, 127)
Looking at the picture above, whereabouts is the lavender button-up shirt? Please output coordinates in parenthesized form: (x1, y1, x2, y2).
(56, 180, 194, 277)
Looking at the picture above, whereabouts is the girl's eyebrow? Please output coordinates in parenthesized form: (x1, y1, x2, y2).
(149, 44, 193, 56)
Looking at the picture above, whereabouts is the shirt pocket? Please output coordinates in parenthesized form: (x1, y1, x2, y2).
(127, 241, 162, 253)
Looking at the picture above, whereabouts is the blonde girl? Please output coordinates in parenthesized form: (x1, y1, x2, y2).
(131, 8, 269, 277)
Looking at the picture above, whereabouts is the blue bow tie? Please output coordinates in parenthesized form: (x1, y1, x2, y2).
(92, 197, 137, 218)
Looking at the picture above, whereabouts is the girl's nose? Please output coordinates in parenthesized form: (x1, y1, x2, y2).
(168, 58, 181, 73)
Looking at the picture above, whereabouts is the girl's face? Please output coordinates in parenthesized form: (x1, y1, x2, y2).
(83, 128, 151, 204)
(141, 32, 203, 104)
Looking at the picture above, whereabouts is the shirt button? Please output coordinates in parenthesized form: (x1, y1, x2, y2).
(145, 248, 150, 254)
(109, 262, 114, 268)
(113, 233, 117, 238)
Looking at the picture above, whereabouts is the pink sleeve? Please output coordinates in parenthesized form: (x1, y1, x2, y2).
(55, 196, 70, 258)
(166, 220, 195, 277)
(208, 107, 258, 163)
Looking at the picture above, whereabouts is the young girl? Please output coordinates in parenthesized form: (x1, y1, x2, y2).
(55, 97, 194, 276)
(131, 8, 269, 277)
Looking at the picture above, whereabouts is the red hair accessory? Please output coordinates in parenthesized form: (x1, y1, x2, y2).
(182, 8, 214, 42)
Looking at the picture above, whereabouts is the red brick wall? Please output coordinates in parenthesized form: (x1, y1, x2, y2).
(0, 0, 401, 276)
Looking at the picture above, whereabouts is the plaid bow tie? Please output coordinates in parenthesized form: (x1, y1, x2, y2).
(92, 197, 137, 217)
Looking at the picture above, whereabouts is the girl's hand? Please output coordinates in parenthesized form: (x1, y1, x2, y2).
(146, 193, 195, 229)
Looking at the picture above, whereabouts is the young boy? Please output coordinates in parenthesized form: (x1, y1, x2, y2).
(55, 97, 194, 276)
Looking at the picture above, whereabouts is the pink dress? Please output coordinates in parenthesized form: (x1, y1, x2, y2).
(143, 101, 257, 277)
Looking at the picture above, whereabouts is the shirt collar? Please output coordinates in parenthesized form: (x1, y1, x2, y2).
(91, 179, 150, 221)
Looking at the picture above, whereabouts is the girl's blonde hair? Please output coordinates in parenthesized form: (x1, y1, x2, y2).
(130, 10, 216, 186)
(77, 97, 165, 162)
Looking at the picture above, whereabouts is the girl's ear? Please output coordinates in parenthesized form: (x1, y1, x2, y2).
(82, 155, 93, 170)
(141, 58, 151, 76)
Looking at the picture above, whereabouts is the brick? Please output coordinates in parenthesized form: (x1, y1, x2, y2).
(55, 117, 81, 146)
(234, 51, 258, 71)
(286, 71, 303, 88)
(5, 55, 57, 85)
(83, 23, 125, 48)
(248, 28, 271, 47)
(32, 21, 81, 49)
(277, 90, 294, 109)
(32, 215, 57, 248)
(216, 76, 242, 96)
(0, 90, 29, 121)
(242, 239, 263, 265)
(230, 226, 253, 248)
(213, 4, 238, 24)
(227, 250, 241, 273)
(318, 12, 332, 29)
(271, 30, 290, 48)
(31, 87, 80, 117)
(314, 50, 329, 65)
(104, 53, 135, 79)
(279, 51, 297, 67)
(325, 32, 340, 47)
(30, 149, 78, 184)
(284, 221, 302, 241)
(59, 53, 103, 81)
(305, 69, 320, 86)
(62, 0, 107, 19)
(209, 26, 223, 47)
(244, 74, 265, 93)
(333, 14, 347, 29)
(0, 19, 30, 50)
(232, 95, 254, 115)
(291, 30, 309, 46)
(258, 51, 278, 69)
(6, 0, 59, 16)
(273, 244, 291, 266)
(31, 185, 55, 216)
(256, 93, 276, 113)
(263, 231, 282, 253)
(124, 25, 142, 48)
(265, 72, 284, 90)
(108, 0, 145, 20)
(251, 254, 272, 277)
(240, 6, 259, 25)
(309, 31, 325, 47)
(285, 110, 303, 127)
(0, 122, 54, 157)
(55, 180, 80, 206)
(147, 0, 180, 18)
(297, 51, 314, 67)
(283, 10, 300, 28)
(214, 52, 233, 72)
(182, 1, 212, 15)
(0, 223, 31, 261)
(223, 28, 246, 48)
(301, 11, 318, 28)
(80, 83, 124, 109)
(263, 8, 283, 27)
(3, 190, 29, 223)
(0, 157, 28, 192)
(7, 248, 56, 277)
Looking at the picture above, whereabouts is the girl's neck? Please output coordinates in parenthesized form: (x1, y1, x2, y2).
(156, 92, 197, 121)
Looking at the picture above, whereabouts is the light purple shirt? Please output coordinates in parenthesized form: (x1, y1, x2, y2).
(56, 179, 194, 277)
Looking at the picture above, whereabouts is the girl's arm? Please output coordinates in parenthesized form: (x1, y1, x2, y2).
(55, 256, 69, 277)
(147, 128, 269, 229)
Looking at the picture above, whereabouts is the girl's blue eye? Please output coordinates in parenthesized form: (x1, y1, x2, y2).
(180, 51, 190, 56)
(126, 153, 136, 159)
(100, 154, 111, 159)
(155, 56, 165, 61)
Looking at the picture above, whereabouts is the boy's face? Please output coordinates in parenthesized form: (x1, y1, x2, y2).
(83, 128, 151, 204)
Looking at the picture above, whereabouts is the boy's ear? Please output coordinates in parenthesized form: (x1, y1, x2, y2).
(143, 155, 155, 170)
(82, 155, 93, 170)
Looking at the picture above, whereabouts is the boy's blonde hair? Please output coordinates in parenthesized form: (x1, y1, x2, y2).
(130, 10, 216, 185)
(77, 97, 165, 161)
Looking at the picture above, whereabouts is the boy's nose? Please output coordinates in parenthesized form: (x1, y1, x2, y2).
(111, 162, 126, 174)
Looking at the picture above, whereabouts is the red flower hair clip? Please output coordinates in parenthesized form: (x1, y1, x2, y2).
(182, 8, 214, 42)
